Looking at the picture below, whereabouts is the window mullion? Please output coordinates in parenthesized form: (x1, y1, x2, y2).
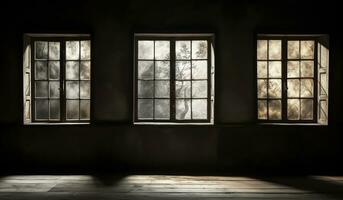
(282, 39, 288, 121)
(170, 39, 176, 121)
(61, 40, 66, 122)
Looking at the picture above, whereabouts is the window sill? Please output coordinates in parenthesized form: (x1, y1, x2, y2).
(258, 122, 327, 126)
(134, 122, 214, 126)
(24, 122, 90, 126)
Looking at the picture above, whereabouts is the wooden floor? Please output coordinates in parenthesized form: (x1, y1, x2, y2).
(1, 175, 343, 199)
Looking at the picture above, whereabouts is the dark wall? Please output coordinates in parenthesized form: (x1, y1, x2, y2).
(1, 0, 342, 174)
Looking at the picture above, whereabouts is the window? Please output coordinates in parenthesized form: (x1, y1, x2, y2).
(256, 35, 329, 124)
(134, 34, 215, 124)
(23, 34, 91, 124)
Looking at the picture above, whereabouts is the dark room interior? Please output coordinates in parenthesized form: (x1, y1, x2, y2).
(1, 0, 343, 199)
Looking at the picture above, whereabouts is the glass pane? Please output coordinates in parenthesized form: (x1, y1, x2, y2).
(287, 99, 300, 120)
(176, 99, 191, 120)
(301, 41, 314, 59)
(268, 61, 281, 78)
(80, 100, 90, 120)
(49, 81, 60, 98)
(35, 61, 48, 80)
(24, 73, 30, 96)
(80, 81, 90, 99)
(176, 41, 191, 60)
(155, 81, 169, 98)
(155, 61, 169, 79)
(35, 81, 48, 98)
(176, 81, 191, 98)
(138, 40, 154, 59)
(24, 100, 30, 120)
(138, 80, 153, 98)
(269, 40, 281, 60)
(66, 100, 79, 120)
(257, 40, 267, 60)
(81, 40, 91, 60)
(192, 99, 207, 119)
(138, 61, 154, 80)
(35, 41, 48, 59)
(155, 99, 170, 119)
(138, 99, 153, 119)
(257, 79, 267, 98)
(268, 100, 281, 120)
(66, 81, 79, 99)
(49, 61, 60, 80)
(301, 99, 313, 120)
(301, 61, 314, 77)
(287, 61, 299, 78)
(321, 45, 329, 68)
(49, 100, 60, 120)
(319, 100, 328, 121)
(49, 42, 60, 60)
(300, 79, 313, 97)
(155, 41, 170, 60)
(66, 61, 79, 80)
(257, 61, 267, 78)
(35, 99, 48, 119)
(287, 79, 300, 98)
(80, 61, 91, 80)
(258, 100, 267, 119)
(192, 40, 207, 59)
(192, 80, 207, 98)
(66, 41, 79, 60)
(192, 61, 207, 79)
(176, 61, 191, 80)
(320, 73, 327, 96)
(268, 79, 281, 98)
(287, 41, 299, 59)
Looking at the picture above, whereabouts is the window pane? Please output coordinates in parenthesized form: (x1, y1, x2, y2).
(35, 81, 48, 98)
(155, 81, 169, 98)
(269, 40, 281, 60)
(81, 40, 91, 60)
(300, 79, 313, 97)
(49, 42, 60, 60)
(138, 99, 153, 119)
(138, 40, 154, 59)
(176, 99, 191, 120)
(268, 61, 281, 78)
(268, 100, 281, 120)
(80, 81, 90, 99)
(36, 99, 49, 119)
(66, 41, 80, 60)
(35, 41, 48, 59)
(155, 99, 170, 119)
(287, 61, 300, 78)
(155, 61, 169, 79)
(80, 100, 90, 120)
(66, 81, 79, 99)
(287, 99, 300, 120)
(319, 100, 328, 121)
(176, 61, 191, 80)
(287, 41, 299, 59)
(257, 61, 267, 78)
(138, 80, 153, 98)
(321, 45, 329, 68)
(257, 79, 267, 98)
(192, 80, 207, 98)
(192, 40, 207, 59)
(192, 99, 207, 119)
(49, 81, 60, 98)
(301, 99, 313, 120)
(155, 41, 170, 60)
(50, 100, 60, 120)
(35, 61, 48, 80)
(176, 41, 191, 60)
(320, 73, 327, 96)
(268, 79, 281, 98)
(192, 61, 207, 79)
(80, 61, 91, 80)
(301, 41, 314, 59)
(49, 61, 60, 80)
(300, 61, 314, 77)
(258, 100, 267, 119)
(176, 81, 191, 98)
(287, 79, 300, 98)
(66, 100, 79, 120)
(66, 61, 79, 80)
(257, 40, 267, 60)
(138, 61, 154, 80)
